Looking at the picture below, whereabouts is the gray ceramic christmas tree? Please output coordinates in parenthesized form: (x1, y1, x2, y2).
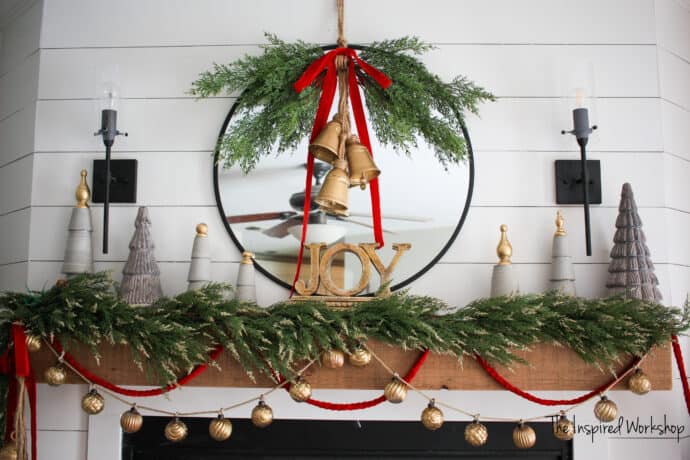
(606, 183, 662, 301)
(187, 223, 211, 291)
(120, 207, 163, 305)
(490, 224, 518, 297)
(62, 170, 94, 277)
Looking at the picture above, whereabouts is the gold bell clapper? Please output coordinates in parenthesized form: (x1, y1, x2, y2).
(315, 159, 350, 215)
(309, 117, 342, 164)
(346, 135, 380, 190)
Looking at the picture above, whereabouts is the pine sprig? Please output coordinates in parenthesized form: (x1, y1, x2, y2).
(190, 34, 494, 173)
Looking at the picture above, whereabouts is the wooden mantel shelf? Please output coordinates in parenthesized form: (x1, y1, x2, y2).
(30, 341, 672, 391)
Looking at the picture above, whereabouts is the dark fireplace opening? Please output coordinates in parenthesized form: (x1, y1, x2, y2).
(123, 417, 572, 459)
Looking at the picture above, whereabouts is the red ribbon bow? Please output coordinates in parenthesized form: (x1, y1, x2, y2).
(1, 325, 38, 459)
(291, 47, 391, 293)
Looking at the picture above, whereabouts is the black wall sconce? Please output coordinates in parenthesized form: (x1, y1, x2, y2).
(94, 86, 127, 253)
(560, 91, 597, 256)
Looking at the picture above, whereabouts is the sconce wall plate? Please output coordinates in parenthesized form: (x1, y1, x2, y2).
(555, 160, 602, 205)
(92, 159, 138, 203)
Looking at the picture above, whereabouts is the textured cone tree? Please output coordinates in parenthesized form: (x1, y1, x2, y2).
(120, 207, 163, 305)
(606, 183, 662, 302)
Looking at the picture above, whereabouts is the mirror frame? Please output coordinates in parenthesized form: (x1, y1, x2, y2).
(213, 44, 475, 293)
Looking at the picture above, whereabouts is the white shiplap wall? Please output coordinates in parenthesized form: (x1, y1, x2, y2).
(0, 1, 689, 459)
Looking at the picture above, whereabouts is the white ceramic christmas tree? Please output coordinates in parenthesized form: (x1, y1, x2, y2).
(490, 224, 518, 297)
(120, 207, 163, 305)
(235, 251, 257, 302)
(606, 183, 662, 301)
(549, 211, 576, 295)
(62, 170, 94, 276)
(187, 223, 211, 291)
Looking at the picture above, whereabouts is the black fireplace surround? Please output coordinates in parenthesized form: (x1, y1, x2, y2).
(123, 418, 572, 459)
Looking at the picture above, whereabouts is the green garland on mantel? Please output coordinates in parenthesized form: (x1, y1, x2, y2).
(189, 34, 494, 173)
(0, 273, 687, 387)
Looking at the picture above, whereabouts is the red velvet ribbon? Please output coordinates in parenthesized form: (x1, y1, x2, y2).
(51, 340, 224, 397)
(1, 325, 38, 460)
(290, 47, 391, 295)
(475, 353, 642, 406)
(671, 335, 690, 415)
(278, 350, 429, 411)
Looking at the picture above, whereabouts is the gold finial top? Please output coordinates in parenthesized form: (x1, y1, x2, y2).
(555, 210, 566, 237)
(241, 251, 254, 265)
(75, 169, 91, 208)
(496, 224, 512, 265)
(196, 223, 208, 237)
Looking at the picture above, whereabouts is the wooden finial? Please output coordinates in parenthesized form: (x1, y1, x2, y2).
(555, 210, 566, 236)
(75, 170, 91, 208)
(241, 252, 254, 265)
(196, 223, 208, 237)
(496, 224, 512, 265)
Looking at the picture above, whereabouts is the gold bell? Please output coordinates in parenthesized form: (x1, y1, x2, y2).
(346, 135, 380, 190)
(315, 159, 349, 214)
(309, 118, 342, 164)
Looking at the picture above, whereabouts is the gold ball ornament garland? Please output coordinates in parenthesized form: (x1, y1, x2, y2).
(322, 349, 345, 369)
(289, 377, 313, 402)
(165, 417, 188, 442)
(594, 396, 618, 422)
(25, 335, 42, 353)
(348, 347, 372, 367)
(553, 413, 574, 441)
(513, 422, 536, 449)
(420, 400, 444, 431)
(209, 414, 233, 441)
(383, 378, 408, 404)
(120, 407, 143, 434)
(628, 368, 652, 395)
(251, 400, 274, 428)
(44, 364, 67, 386)
(81, 389, 105, 415)
(464, 420, 489, 447)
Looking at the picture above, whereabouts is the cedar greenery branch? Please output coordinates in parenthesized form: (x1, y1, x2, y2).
(0, 272, 687, 389)
(190, 34, 494, 173)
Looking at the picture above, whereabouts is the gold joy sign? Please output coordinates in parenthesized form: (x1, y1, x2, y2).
(295, 242, 411, 298)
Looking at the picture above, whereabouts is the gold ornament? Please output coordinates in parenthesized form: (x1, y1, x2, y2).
(309, 117, 342, 164)
(513, 422, 536, 449)
(383, 378, 408, 404)
(594, 396, 618, 422)
(289, 377, 312, 402)
(553, 413, 574, 441)
(322, 349, 345, 369)
(44, 364, 67, 386)
(251, 400, 273, 428)
(164, 417, 188, 442)
(628, 368, 652, 395)
(464, 420, 488, 447)
(348, 347, 372, 367)
(120, 407, 143, 434)
(497, 224, 513, 265)
(0, 439, 17, 460)
(420, 401, 444, 431)
(75, 169, 91, 208)
(196, 223, 208, 237)
(81, 389, 105, 415)
(25, 335, 42, 353)
(555, 210, 567, 236)
(209, 414, 233, 441)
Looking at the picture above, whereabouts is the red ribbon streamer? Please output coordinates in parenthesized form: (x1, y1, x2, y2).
(290, 47, 391, 295)
(276, 350, 429, 411)
(51, 341, 224, 397)
(671, 335, 690, 415)
(475, 353, 641, 406)
(1, 325, 38, 460)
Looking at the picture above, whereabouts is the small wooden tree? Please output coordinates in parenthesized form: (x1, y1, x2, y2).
(606, 183, 662, 302)
(120, 207, 163, 305)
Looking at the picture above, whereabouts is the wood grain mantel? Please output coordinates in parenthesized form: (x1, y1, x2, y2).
(29, 341, 672, 391)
